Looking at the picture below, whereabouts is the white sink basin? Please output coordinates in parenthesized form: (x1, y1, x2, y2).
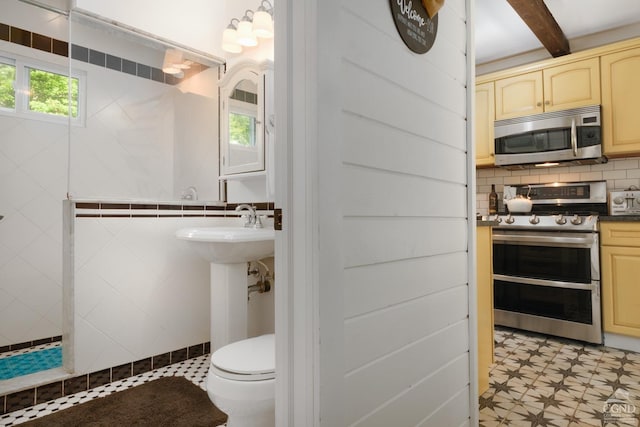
(176, 227, 275, 264)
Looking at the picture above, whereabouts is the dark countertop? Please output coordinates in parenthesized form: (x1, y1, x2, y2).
(600, 215, 640, 222)
(477, 220, 499, 227)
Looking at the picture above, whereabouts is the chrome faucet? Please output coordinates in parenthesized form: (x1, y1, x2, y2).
(235, 204, 263, 228)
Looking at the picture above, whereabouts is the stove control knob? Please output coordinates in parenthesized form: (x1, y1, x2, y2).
(613, 196, 625, 205)
(570, 214, 583, 225)
(555, 214, 567, 225)
(529, 214, 540, 225)
(505, 214, 515, 224)
(495, 216, 502, 223)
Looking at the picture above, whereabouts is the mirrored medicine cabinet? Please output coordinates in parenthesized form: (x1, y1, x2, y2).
(219, 60, 273, 177)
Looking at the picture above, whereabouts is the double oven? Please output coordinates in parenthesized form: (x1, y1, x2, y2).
(491, 181, 607, 344)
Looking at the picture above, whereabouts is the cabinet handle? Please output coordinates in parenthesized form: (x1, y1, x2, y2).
(536, 102, 542, 107)
(545, 100, 550, 105)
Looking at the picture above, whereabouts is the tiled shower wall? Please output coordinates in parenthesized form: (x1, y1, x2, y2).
(0, 3, 220, 348)
(476, 157, 640, 215)
(67, 201, 275, 374)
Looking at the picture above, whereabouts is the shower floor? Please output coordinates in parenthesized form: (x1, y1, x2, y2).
(0, 343, 62, 380)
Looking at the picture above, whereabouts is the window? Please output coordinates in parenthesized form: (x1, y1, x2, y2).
(229, 111, 256, 147)
(228, 97, 257, 147)
(0, 53, 84, 124)
(28, 68, 79, 118)
(0, 60, 16, 110)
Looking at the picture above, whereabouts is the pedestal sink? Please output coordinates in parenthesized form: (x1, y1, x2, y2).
(176, 226, 275, 351)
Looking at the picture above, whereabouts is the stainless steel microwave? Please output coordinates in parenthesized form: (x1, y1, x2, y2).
(494, 105, 605, 169)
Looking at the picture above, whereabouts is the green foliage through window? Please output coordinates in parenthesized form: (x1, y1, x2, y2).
(28, 68, 78, 118)
(0, 63, 16, 109)
(229, 112, 255, 147)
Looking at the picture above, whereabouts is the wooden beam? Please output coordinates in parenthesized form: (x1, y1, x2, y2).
(507, 0, 570, 57)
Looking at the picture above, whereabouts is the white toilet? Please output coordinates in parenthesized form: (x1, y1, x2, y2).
(206, 333, 275, 427)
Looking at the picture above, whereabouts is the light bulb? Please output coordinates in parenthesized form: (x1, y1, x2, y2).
(162, 49, 182, 74)
(252, 9, 273, 38)
(236, 19, 257, 47)
(222, 27, 242, 53)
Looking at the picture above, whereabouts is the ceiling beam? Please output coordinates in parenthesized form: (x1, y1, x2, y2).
(507, 0, 570, 57)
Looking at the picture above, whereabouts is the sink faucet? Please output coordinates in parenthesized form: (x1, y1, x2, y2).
(235, 204, 262, 228)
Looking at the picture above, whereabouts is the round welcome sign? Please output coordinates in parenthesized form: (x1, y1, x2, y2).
(389, 0, 438, 54)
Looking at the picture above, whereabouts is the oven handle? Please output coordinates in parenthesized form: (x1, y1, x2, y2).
(492, 232, 596, 248)
(494, 274, 597, 291)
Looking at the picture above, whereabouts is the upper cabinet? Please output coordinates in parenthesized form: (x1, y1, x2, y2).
(601, 47, 640, 156)
(219, 60, 273, 176)
(543, 58, 601, 112)
(494, 58, 600, 121)
(495, 71, 543, 120)
(475, 82, 495, 167)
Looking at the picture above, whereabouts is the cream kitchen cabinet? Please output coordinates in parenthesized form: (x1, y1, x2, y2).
(600, 222, 640, 338)
(475, 82, 495, 167)
(494, 58, 600, 121)
(477, 225, 494, 394)
(494, 71, 543, 120)
(601, 47, 640, 156)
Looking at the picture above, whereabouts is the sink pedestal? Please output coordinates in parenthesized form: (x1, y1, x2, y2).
(175, 226, 274, 354)
(210, 262, 248, 352)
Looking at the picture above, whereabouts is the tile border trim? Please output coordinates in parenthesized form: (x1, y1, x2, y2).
(1, 22, 209, 86)
(0, 336, 62, 356)
(73, 201, 275, 219)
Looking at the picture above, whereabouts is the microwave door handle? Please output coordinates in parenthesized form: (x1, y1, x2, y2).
(571, 118, 577, 156)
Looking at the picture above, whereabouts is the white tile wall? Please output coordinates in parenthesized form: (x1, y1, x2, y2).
(476, 157, 640, 215)
(72, 215, 218, 373)
(0, 114, 67, 347)
(0, 11, 221, 349)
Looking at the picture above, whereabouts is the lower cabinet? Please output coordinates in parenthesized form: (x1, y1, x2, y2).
(477, 226, 494, 394)
(600, 222, 640, 337)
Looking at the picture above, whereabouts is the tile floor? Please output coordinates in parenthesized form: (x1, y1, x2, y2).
(480, 327, 640, 427)
(0, 354, 210, 426)
(3, 327, 640, 426)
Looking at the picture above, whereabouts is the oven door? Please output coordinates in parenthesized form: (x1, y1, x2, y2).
(492, 229, 602, 344)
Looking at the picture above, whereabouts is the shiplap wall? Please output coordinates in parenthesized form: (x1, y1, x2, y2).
(334, 1, 471, 425)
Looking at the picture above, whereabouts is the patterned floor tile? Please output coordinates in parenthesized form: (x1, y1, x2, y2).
(480, 327, 640, 427)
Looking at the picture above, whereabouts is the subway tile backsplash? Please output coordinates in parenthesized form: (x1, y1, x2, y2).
(476, 156, 640, 215)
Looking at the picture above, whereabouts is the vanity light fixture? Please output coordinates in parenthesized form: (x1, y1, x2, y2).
(236, 10, 258, 47)
(162, 49, 182, 74)
(162, 49, 192, 76)
(221, 1, 274, 53)
(252, 0, 274, 39)
(222, 18, 243, 53)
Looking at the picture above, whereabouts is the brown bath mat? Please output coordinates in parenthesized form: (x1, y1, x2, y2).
(20, 376, 227, 427)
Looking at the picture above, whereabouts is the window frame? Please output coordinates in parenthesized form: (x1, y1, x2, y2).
(0, 51, 86, 126)
(0, 56, 17, 112)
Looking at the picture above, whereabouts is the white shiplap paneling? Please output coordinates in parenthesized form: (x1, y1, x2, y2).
(345, 320, 469, 425)
(336, 0, 471, 425)
(344, 251, 468, 319)
(342, 165, 467, 217)
(342, 217, 467, 268)
(343, 113, 467, 184)
(344, 285, 468, 371)
(354, 355, 471, 427)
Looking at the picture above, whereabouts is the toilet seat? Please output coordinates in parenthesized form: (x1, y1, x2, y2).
(211, 334, 275, 381)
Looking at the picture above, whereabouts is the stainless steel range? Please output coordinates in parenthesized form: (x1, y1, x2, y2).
(491, 181, 607, 344)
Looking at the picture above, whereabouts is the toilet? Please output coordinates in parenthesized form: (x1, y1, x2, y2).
(206, 333, 275, 427)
